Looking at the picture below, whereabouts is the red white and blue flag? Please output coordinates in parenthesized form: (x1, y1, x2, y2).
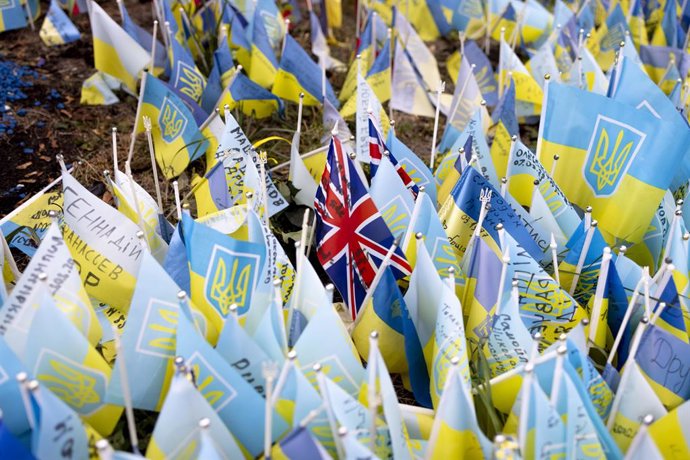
(314, 135, 412, 318)
(368, 114, 419, 196)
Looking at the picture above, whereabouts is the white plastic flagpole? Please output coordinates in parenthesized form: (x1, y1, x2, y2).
(569, 220, 598, 295)
(96, 439, 115, 460)
(149, 20, 159, 73)
(297, 93, 304, 133)
(425, 358, 461, 460)
(643, 266, 651, 318)
(606, 273, 645, 367)
(518, 364, 534, 453)
(549, 154, 560, 178)
(111, 323, 141, 454)
(549, 343, 568, 405)
(315, 364, 346, 458)
(504, 135, 518, 190)
(271, 351, 296, 406)
(127, 72, 149, 164)
(112, 127, 119, 173)
(125, 161, 148, 237)
(663, 209, 682, 261)
(459, 32, 466, 57)
(371, 12, 378, 65)
(445, 266, 456, 291)
(401, 187, 426, 252)
(550, 233, 560, 284)
(498, 27, 506, 98)
(429, 81, 445, 169)
(143, 116, 164, 210)
(262, 361, 278, 459)
(23, 0, 35, 31)
(16, 373, 35, 430)
(493, 252, 511, 316)
(269, 144, 329, 172)
(367, 332, 380, 451)
(172, 180, 182, 220)
(282, 19, 290, 56)
(258, 151, 270, 227)
(587, 247, 612, 350)
(447, 65, 476, 128)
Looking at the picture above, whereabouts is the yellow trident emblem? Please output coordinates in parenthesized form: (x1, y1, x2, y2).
(159, 97, 187, 143)
(39, 359, 101, 410)
(585, 117, 644, 196)
(178, 63, 205, 102)
(208, 255, 253, 316)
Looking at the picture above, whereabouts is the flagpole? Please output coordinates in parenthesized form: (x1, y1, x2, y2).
(371, 12, 377, 68)
(96, 439, 115, 460)
(354, 237, 402, 327)
(549, 154, 559, 178)
(268, 144, 330, 172)
(401, 188, 426, 252)
(315, 364, 346, 458)
(429, 80, 445, 169)
(126, 71, 149, 165)
(111, 323, 141, 454)
(271, 351, 296, 405)
(605, 314, 654, 430)
(587, 247, 612, 351)
(517, 364, 534, 454)
(606, 273, 645, 367)
(550, 233, 560, 284)
(258, 151, 270, 226)
(504, 135, 518, 190)
(549, 342, 568, 405)
(112, 127, 119, 173)
(142, 116, 164, 210)
(172, 180, 182, 220)
(498, 28, 506, 98)
(305, 213, 317, 257)
(22, 0, 35, 31)
(125, 161, 148, 238)
(662, 208, 682, 261)
(149, 20, 159, 72)
(282, 19, 290, 56)
(367, 332, 380, 452)
(388, 28, 395, 121)
(296, 93, 304, 133)
(493, 252, 511, 316)
(568, 220, 598, 295)
(447, 64, 476, 128)
(15, 373, 35, 430)
(262, 361, 278, 459)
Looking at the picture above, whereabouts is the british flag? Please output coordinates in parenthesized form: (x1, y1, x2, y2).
(368, 114, 419, 197)
(314, 135, 412, 319)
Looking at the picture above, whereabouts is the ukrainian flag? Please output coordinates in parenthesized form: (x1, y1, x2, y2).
(191, 161, 232, 217)
(498, 37, 543, 118)
(538, 82, 689, 245)
(200, 35, 235, 113)
(24, 296, 123, 436)
(218, 71, 284, 119)
(140, 73, 210, 179)
(628, 0, 648, 47)
(88, 0, 150, 93)
(273, 34, 338, 107)
(39, 0, 79, 46)
(365, 37, 392, 104)
(249, 7, 278, 89)
(558, 220, 608, 303)
(229, 12, 252, 71)
(587, 3, 630, 71)
(489, 77, 518, 184)
(648, 401, 690, 458)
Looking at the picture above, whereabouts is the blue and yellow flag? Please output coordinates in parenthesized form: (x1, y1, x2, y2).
(489, 77, 518, 183)
(24, 294, 122, 435)
(587, 3, 629, 70)
(182, 212, 265, 333)
(248, 7, 278, 89)
(106, 250, 215, 411)
(538, 82, 690, 245)
(648, 399, 690, 457)
(119, 0, 166, 73)
(140, 73, 210, 179)
(387, 130, 439, 204)
(39, 0, 79, 46)
(218, 71, 284, 119)
(192, 161, 232, 217)
(521, 375, 567, 459)
(146, 370, 245, 459)
(559, 220, 608, 303)
(200, 35, 235, 113)
(175, 314, 289, 456)
(273, 34, 338, 107)
(168, 34, 207, 106)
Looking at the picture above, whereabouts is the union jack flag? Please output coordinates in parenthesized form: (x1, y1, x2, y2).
(314, 136, 412, 319)
(368, 114, 419, 197)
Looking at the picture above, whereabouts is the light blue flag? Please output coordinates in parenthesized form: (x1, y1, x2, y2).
(408, 191, 462, 286)
(370, 155, 414, 240)
(386, 130, 438, 204)
(0, 0, 29, 32)
(29, 382, 89, 460)
(273, 359, 334, 453)
(176, 315, 289, 456)
(252, 284, 287, 364)
(293, 304, 365, 397)
(215, 310, 271, 396)
(145, 371, 244, 459)
(341, 430, 379, 459)
(0, 336, 31, 442)
(107, 250, 210, 411)
(319, 375, 390, 456)
(367, 343, 413, 459)
(522, 376, 567, 459)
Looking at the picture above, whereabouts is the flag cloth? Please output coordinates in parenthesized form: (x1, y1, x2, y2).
(145, 372, 245, 459)
(370, 155, 415, 241)
(88, 0, 150, 92)
(498, 37, 543, 117)
(140, 73, 210, 179)
(0, 336, 33, 439)
(175, 314, 289, 456)
(24, 294, 122, 435)
(387, 130, 438, 203)
(537, 82, 690, 245)
(62, 171, 142, 311)
(314, 136, 412, 317)
(218, 71, 284, 119)
(0, 222, 102, 358)
(118, 0, 166, 73)
(80, 71, 120, 105)
(248, 7, 278, 89)
(200, 35, 235, 113)
(39, 0, 79, 46)
(167, 34, 207, 106)
(273, 34, 338, 107)
(106, 251, 215, 411)
(289, 131, 318, 208)
(182, 212, 265, 332)
(192, 161, 232, 217)
(647, 399, 690, 457)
